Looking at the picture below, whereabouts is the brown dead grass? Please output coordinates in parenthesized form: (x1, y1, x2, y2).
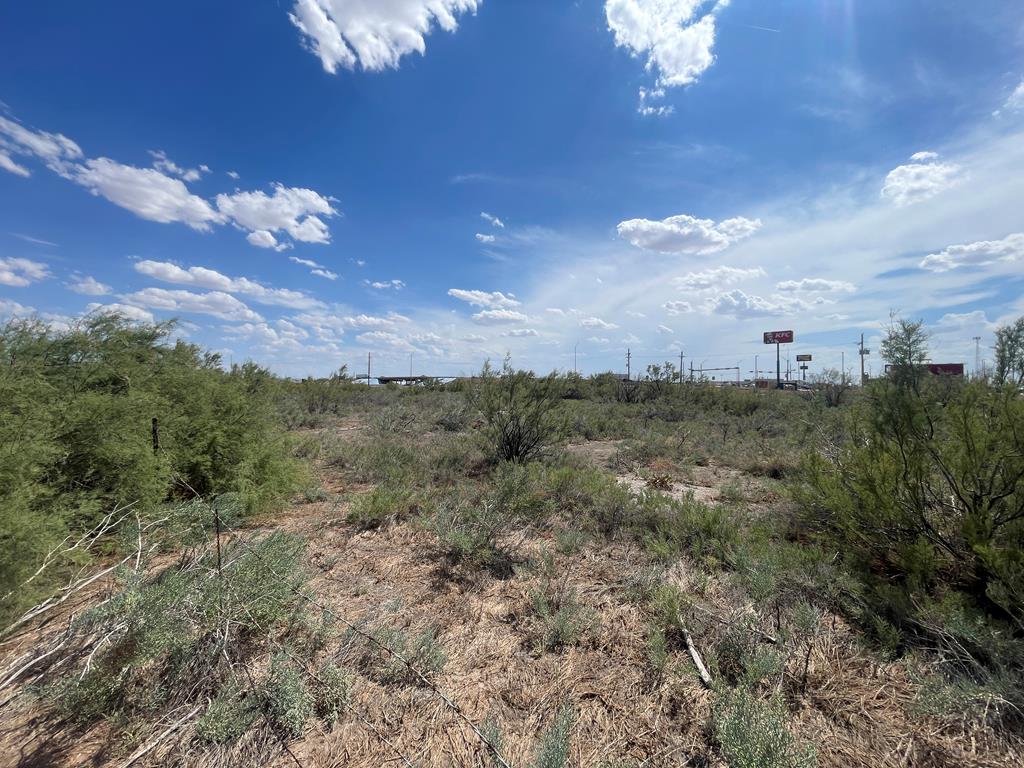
(1, 430, 1022, 767)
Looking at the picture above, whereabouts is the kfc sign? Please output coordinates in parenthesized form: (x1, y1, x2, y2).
(763, 330, 794, 344)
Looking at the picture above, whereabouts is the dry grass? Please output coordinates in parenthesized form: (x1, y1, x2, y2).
(1, 418, 1022, 768)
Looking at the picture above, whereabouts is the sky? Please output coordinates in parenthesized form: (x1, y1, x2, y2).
(1, 0, 1023, 380)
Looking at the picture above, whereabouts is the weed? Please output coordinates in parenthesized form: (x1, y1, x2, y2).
(532, 705, 575, 768)
(714, 689, 816, 768)
(345, 483, 419, 530)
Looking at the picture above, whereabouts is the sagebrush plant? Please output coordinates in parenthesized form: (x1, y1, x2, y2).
(714, 689, 816, 768)
(532, 705, 575, 768)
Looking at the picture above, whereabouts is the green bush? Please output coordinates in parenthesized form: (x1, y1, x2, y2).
(345, 483, 420, 530)
(470, 358, 567, 464)
(0, 316, 304, 623)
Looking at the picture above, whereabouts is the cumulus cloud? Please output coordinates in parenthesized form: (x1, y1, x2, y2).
(881, 152, 962, 206)
(0, 257, 51, 287)
(247, 229, 292, 251)
(0, 115, 82, 177)
(119, 287, 264, 322)
(447, 288, 520, 309)
(216, 183, 337, 245)
(289, 256, 338, 279)
(367, 279, 405, 290)
(289, 0, 480, 73)
(605, 0, 724, 88)
(480, 212, 505, 228)
(580, 317, 619, 330)
(673, 265, 764, 290)
(73, 158, 226, 231)
(618, 213, 760, 254)
(663, 300, 693, 315)
(472, 309, 529, 324)
(775, 277, 856, 293)
(919, 233, 1024, 272)
(503, 328, 538, 337)
(85, 302, 155, 323)
(638, 86, 673, 117)
(149, 150, 208, 183)
(475, 233, 496, 244)
(705, 289, 808, 319)
(68, 275, 111, 296)
(134, 259, 323, 309)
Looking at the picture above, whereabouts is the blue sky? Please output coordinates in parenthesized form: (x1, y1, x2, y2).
(1, 0, 1023, 378)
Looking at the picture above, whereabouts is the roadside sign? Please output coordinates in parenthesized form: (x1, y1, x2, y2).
(796, 354, 812, 362)
(763, 330, 794, 344)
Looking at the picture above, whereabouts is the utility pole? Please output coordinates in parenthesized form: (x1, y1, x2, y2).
(626, 348, 631, 381)
(689, 361, 694, 382)
(859, 334, 866, 386)
(973, 336, 982, 379)
(409, 353, 413, 377)
(679, 350, 685, 383)
(367, 351, 372, 386)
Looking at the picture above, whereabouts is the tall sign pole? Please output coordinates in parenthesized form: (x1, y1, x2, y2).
(763, 330, 794, 390)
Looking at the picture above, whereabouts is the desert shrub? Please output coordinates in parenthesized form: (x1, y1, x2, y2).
(532, 705, 575, 768)
(531, 585, 594, 651)
(646, 624, 670, 679)
(312, 662, 352, 723)
(346, 483, 420, 530)
(431, 498, 515, 568)
(264, 654, 314, 738)
(0, 316, 303, 623)
(634, 493, 738, 565)
(344, 623, 446, 686)
(714, 689, 816, 768)
(44, 528, 309, 743)
(470, 358, 567, 464)
(347, 439, 424, 485)
(802, 375, 1024, 689)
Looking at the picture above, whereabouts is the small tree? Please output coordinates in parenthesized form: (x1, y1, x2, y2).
(994, 316, 1024, 387)
(812, 367, 851, 408)
(471, 357, 566, 463)
(881, 316, 929, 388)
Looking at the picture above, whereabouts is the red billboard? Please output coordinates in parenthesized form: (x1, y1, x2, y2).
(927, 363, 964, 377)
(763, 330, 794, 344)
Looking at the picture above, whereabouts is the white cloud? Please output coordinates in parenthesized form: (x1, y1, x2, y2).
(447, 288, 520, 309)
(580, 316, 619, 330)
(74, 158, 226, 230)
(289, 0, 480, 74)
(605, 0, 723, 88)
(673, 265, 765, 290)
(0, 257, 50, 287)
(656, 324, 673, 334)
(775, 277, 856, 293)
(503, 328, 538, 337)
(0, 115, 82, 177)
(134, 259, 322, 309)
(1004, 79, 1024, 112)
(216, 183, 337, 245)
(0, 150, 30, 177)
(638, 86, 674, 117)
(663, 300, 693, 315)
(85, 302, 155, 323)
(247, 229, 292, 251)
(289, 255, 338, 279)
(149, 150, 208, 183)
(705, 289, 805, 319)
(462, 333, 487, 343)
(355, 329, 416, 351)
(227, 170, 240, 180)
(618, 213, 761, 254)
(475, 233, 496, 244)
(472, 309, 528, 324)
(480, 211, 505, 228)
(367, 279, 405, 290)
(68, 275, 111, 296)
(919, 233, 1024, 272)
(881, 152, 962, 206)
(120, 288, 264, 322)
